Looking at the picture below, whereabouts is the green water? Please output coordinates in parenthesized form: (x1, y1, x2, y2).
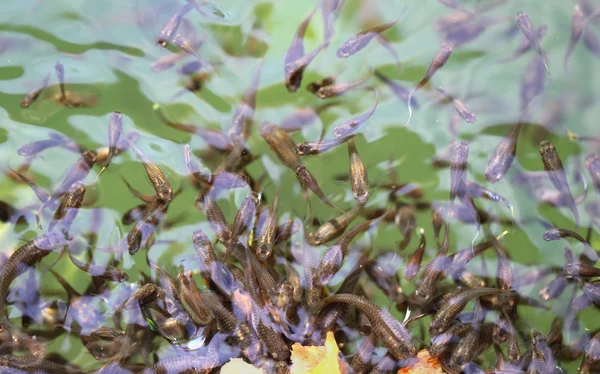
(0, 0, 598, 372)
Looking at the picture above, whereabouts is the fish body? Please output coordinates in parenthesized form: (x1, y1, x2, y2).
(97, 111, 123, 179)
(284, 9, 321, 92)
(333, 89, 379, 138)
(256, 189, 279, 260)
(336, 18, 400, 58)
(295, 135, 355, 156)
(308, 206, 360, 245)
(485, 123, 521, 183)
(128, 141, 173, 204)
(20, 72, 51, 108)
(316, 74, 371, 99)
(516, 12, 549, 70)
(261, 122, 302, 170)
(565, 6, 585, 71)
(347, 138, 369, 204)
(540, 140, 579, 225)
(229, 60, 263, 143)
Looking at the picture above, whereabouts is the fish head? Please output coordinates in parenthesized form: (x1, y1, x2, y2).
(83, 149, 98, 166)
(354, 190, 369, 205)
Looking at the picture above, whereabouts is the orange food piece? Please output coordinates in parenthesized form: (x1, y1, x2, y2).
(290, 331, 344, 374)
(397, 349, 445, 373)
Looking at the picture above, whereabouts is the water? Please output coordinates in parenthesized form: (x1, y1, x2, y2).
(0, 0, 599, 372)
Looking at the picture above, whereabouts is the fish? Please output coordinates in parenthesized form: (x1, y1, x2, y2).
(142, 349, 219, 373)
(68, 251, 128, 282)
(374, 70, 419, 108)
(20, 72, 51, 108)
(17, 133, 72, 157)
(516, 12, 549, 72)
(0, 232, 69, 323)
(192, 229, 218, 278)
(540, 275, 568, 301)
(347, 138, 369, 204)
(151, 52, 187, 72)
(96, 111, 123, 180)
(540, 140, 579, 226)
(580, 330, 600, 374)
(319, 265, 362, 332)
(0, 355, 82, 373)
(429, 287, 506, 335)
(295, 135, 355, 156)
(154, 105, 237, 153)
(332, 89, 379, 138)
(316, 217, 381, 286)
(405, 228, 426, 280)
(435, 87, 476, 123)
(203, 195, 231, 244)
(414, 222, 450, 304)
(565, 6, 585, 71)
(228, 60, 263, 144)
(395, 205, 416, 250)
(530, 331, 556, 374)
(55, 61, 66, 102)
(583, 26, 600, 57)
(156, 3, 194, 47)
(313, 293, 417, 360)
(230, 193, 259, 247)
(11, 167, 50, 204)
(499, 25, 548, 63)
(449, 141, 469, 209)
(585, 154, 600, 193)
(406, 42, 453, 126)
(316, 74, 371, 99)
(177, 271, 214, 326)
(307, 75, 337, 94)
(564, 264, 600, 278)
(321, 0, 345, 41)
(284, 9, 325, 92)
(295, 165, 341, 211)
(351, 332, 377, 372)
(465, 180, 514, 218)
(520, 54, 547, 113)
(47, 181, 85, 238)
(261, 122, 302, 170)
(485, 123, 522, 183)
(127, 140, 173, 204)
(336, 16, 403, 58)
(256, 189, 280, 260)
(307, 206, 361, 245)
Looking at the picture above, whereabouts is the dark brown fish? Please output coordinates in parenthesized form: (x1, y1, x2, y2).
(332, 89, 378, 138)
(192, 229, 218, 278)
(415, 222, 450, 304)
(405, 228, 426, 280)
(261, 122, 302, 170)
(406, 42, 453, 125)
(429, 287, 505, 335)
(68, 251, 128, 282)
(395, 205, 416, 250)
(316, 74, 371, 99)
(347, 138, 369, 204)
(314, 293, 417, 360)
(228, 60, 263, 143)
(565, 263, 600, 278)
(20, 72, 51, 108)
(204, 195, 231, 244)
(96, 111, 123, 180)
(540, 140, 579, 225)
(284, 9, 326, 92)
(0, 355, 82, 374)
(295, 165, 341, 211)
(256, 189, 279, 260)
(295, 135, 355, 156)
(307, 206, 360, 245)
(47, 181, 85, 237)
(516, 12, 549, 71)
(565, 6, 585, 71)
(336, 16, 403, 58)
(374, 70, 419, 108)
(231, 193, 259, 246)
(485, 123, 521, 183)
(128, 140, 173, 204)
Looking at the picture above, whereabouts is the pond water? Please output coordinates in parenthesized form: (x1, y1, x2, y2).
(0, 0, 599, 372)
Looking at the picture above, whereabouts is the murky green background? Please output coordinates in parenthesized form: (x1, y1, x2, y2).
(0, 0, 598, 371)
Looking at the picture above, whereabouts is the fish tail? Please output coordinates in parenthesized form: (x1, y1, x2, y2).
(405, 88, 416, 127)
(94, 166, 107, 183)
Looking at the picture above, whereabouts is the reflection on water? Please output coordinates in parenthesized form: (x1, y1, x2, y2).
(0, 0, 599, 372)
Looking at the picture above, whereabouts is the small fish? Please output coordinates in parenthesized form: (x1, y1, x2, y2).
(414, 222, 450, 304)
(295, 135, 355, 156)
(47, 181, 85, 237)
(405, 228, 426, 280)
(465, 180, 514, 218)
(406, 42, 453, 126)
(284, 9, 324, 92)
(308, 206, 361, 245)
(307, 75, 337, 94)
(435, 87, 476, 123)
(347, 138, 369, 204)
(430, 322, 470, 358)
(316, 217, 381, 286)
(580, 330, 600, 374)
(583, 27, 600, 57)
(156, 3, 194, 47)
(332, 89, 379, 138)
(516, 12, 549, 72)
(565, 263, 600, 278)
(319, 265, 362, 331)
(192, 230, 217, 278)
(0, 355, 81, 373)
(20, 72, 51, 108)
(565, 6, 585, 71)
(261, 122, 302, 170)
(429, 287, 505, 335)
(530, 331, 556, 374)
(316, 74, 371, 99)
(585, 154, 600, 194)
(127, 140, 173, 204)
(295, 165, 341, 211)
(68, 251, 128, 282)
(540, 140, 579, 226)
(374, 70, 419, 108)
(17, 133, 70, 157)
(55, 61, 66, 102)
(96, 111, 123, 180)
(336, 16, 403, 58)
(256, 189, 280, 260)
(499, 25, 548, 63)
(228, 60, 263, 143)
(490, 232, 513, 307)
(449, 141, 469, 209)
(11, 167, 50, 204)
(151, 52, 187, 72)
(313, 293, 417, 360)
(177, 271, 214, 326)
(485, 123, 522, 183)
(396, 205, 416, 250)
(321, 0, 345, 41)
(203, 196, 232, 244)
(230, 193, 259, 247)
